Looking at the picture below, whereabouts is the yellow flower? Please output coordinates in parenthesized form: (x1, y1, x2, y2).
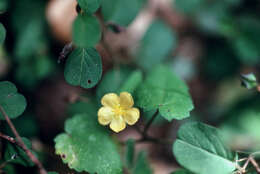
(98, 92, 140, 133)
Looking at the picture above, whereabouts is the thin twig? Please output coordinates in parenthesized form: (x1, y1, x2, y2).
(136, 136, 171, 145)
(143, 109, 159, 135)
(0, 106, 47, 174)
(249, 156, 260, 173)
(58, 42, 74, 63)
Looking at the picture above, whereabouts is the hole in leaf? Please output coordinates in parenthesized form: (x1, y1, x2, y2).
(61, 154, 66, 159)
(88, 80, 92, 84)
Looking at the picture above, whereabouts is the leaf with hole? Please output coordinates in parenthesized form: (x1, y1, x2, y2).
(72, 13, 101, 47)
(64, 48, 102, 89)
(0, 81, 27, 120)
(173, 122, 236, 174)
(55, 113, 122, 173)
(136, 65, 193, 121)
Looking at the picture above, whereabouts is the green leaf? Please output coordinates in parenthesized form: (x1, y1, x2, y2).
(48, 172, 58, 174)
(0, 81, 27, 120)
(101, 0, 146, 26)
(171, 169, 194, 174)
(15, 56, 55, 89)
(220, 98, 260, 149)
(77, 0, 101, 14)
(230, 16, 260, 65)
(143, 109, 166, 125)
(14, 19, 46, 61)
(173, 122, 236, 174)
(174, 0, 205, 14)
(240, 73, 258, 90)
(125, 139, 135, 168)
(2, 164, 16, 174)
(4, 113, 39, 137)
(97, 67, 142, 99)
(54, 114, 122, 173)
(0, 0, 8, 13)
(64, 48, 102, 89)
(72, 14, 101, 47)
(67, 96, 98, 118)
(136, 20, 177, 71)
(133, 151, 152, 174)
(0, 23, 6, 44)
(4, 137, 35, 167)
(119, 70, 143, 93)
(136, 65, 193, 121)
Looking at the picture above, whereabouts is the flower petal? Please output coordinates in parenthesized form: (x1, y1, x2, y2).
(124, 108, 140, 125)
(101, 93, 119, 108)
(109, 116, 126, 133)
(119, 92, 134, 109)
(98, 107, 114, 125)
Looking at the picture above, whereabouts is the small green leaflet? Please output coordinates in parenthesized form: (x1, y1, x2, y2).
(54, 114, 122, 174)
(136, 65, 193, 121)
(136, 20, 177, 71)
(0, 23, 6, 44)
(0, 0, 8, 13)
(240, 73, 258, 90)
(0, 81, 27, 120)
(77, 0, 101, 14)
(72, 13, 101, 48)
(101, 0, 146, 26)
(64, 48, 102, 89)
(125, 139, 135, 168)
(173, 122, 236, 174)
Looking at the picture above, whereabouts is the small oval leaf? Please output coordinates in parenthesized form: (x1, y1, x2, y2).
(72, 14, 101, 47)
(77, 0, 101, 14)
(64, 48, 102, 89)
(173, 122, 236, 174)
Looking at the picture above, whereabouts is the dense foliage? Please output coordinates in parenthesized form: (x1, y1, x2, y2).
(1, 0, 260, 173)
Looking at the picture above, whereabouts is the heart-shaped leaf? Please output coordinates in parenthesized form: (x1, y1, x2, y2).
(136, 65, 193, 121)
(0, 81, 27, 120)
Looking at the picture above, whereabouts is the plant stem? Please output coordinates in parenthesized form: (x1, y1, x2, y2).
(0, 106, 47, 174)
(137, 136, 171, 145)
(249, 156, 260, 174)
(143, 109, 159, 136)
(134, 109, 171, 145)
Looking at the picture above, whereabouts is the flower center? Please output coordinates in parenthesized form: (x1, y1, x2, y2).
(113, 105, 125, 118)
